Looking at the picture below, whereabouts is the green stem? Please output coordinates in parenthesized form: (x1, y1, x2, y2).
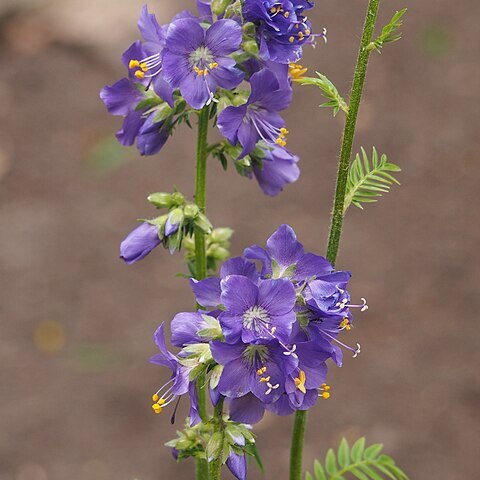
(289, 1, 381, 480)
(326, 0, 381, 265)
(194, 106, 210, 480)
(208, 397, 225, 480)
(289, 410, 308, 480)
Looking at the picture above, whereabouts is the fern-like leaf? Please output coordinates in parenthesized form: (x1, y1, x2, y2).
(344, 147, 401, 213)
(368, 9, 407, 53)
(306, 438, 409, 480)
(296, 72, 349, 116)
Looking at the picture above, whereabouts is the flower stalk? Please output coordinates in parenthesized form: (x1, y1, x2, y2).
(195, 106, 210, 480)
(289, 1, 381, 479)
(208, 397, 226, 480)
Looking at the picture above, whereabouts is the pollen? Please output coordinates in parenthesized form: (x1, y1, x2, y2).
(209, 62, 219, 70)
(284, 11, 290, 18)
(260, 376, 271, 383)
(129, 60, 140, 69)
(152, 393, 159, 402)
(140, 62, 149, 72)
(320, 391, 330, 399)
(152, 403, 163, 414)
(289, 63, 308, 80)
(257, 366, 267, 375)
(321, 383, 331, 391)
(135, 70, 145, 79)
(340, 318, 351, 331)
(304, 29, 311, 36)
(294, 370, 307, 394)
(289, 36, 295, 43)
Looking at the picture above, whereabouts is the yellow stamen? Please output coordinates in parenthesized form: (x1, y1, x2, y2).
(158, 398, 166, 406)
(140, 62, 149, 72)
(152, 394, 159, 402)
(152, 404, 163, 413)
(304, 29, 311, 36)
(209, 62, 219, 69)
(271, 7, 276, 13)
(294, 370, 307, 394)
(276, 138, 287, 147)
(289, 36, 295, 43)
(257, 366, 267, 375)
(135, 71, 145, 79)
(320, 391, 330, 399)
(321, 383, 331, 391)
(340, 318, 351, 331)
(284, 11, 290, 18)
(129, 60, 140, 69)
(280, 127, 289, 135)
(271, 326, 277, 334)
(260, 376, 271, 383)
(289, 63, 308, 80)
(203, 68, 209, 76)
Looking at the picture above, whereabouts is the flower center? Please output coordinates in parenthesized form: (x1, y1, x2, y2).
(242, 305, 270, 330)
(243, 344, 269, 363)
(189, 46, 219, 77)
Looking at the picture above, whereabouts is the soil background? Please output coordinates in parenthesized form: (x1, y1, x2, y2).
(0, 1, 479, 479)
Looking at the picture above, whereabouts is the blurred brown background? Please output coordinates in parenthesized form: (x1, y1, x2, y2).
(0, 0, 479, 479)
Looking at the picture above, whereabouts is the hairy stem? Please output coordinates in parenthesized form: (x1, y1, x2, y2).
(195, 106, 210, 480)
(326, 0, 381, 264)
(289, 1, 381, 479)
(208, 397, 225, 480)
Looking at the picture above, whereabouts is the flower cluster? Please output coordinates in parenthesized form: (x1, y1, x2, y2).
(151, 225, 367, 477)
(100, 1, 325, 196)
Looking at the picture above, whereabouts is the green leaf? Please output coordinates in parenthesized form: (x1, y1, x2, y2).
(306, 437, 409, 480)
(351, 438, 366, 462)
(344, 147, 401, 213)
(364, 444, 383, 460)
(368, 9, 407, 52)
(325, 449, 338, 475)
(338, 439, 350, 468)
(296, 72, 349, 116)
(313, 459, 327, 480)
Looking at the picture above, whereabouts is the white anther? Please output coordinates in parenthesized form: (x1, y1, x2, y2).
(360, 298, 368, 312)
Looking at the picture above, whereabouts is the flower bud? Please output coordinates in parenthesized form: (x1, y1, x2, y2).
(211, 227, 234, 244)
(242, 39, 259, 56)
(147, 192, 173, 209)
(166, 208, 184, 237)
(208, 245, 230, 261)
(184, 204, 200, 220)
(194, 213, 213, 234)
(120, 222, 161, 264)
(212, 0, 231, 16)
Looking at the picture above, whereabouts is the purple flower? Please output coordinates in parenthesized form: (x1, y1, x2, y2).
(252, 145, 300, 196)
(218, 69, 292, 157)
(125, 6, 173, 105)
(226, 451, 247, 480)
(190, 257, 259, 309)
(170, 311, 220, 346)
(243, 0, 317, 63)
(162, 19, 244, 109)
(219, 275, 297, 344)
(244, 224, 333, 281)
(120, 222, 161, 264)
(210, 339, 297, 406)
(150, 324, 200, 424)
